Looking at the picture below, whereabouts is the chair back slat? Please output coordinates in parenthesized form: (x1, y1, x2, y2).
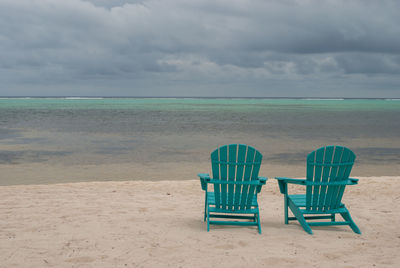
(311, 148, 324, 210)
(227, 144, 237, 210)
(317, 146, 334, 211)
(333, 148, 355, 209)
(323, 146, 343, 210)
(210, 144, 262, 211)
(219, 145, 228, 210)
(305, 151, 315, 210)
(211, 148, 221, 209)
(233, 145, 247, 210)
(239, 146, 255, 210)
(245, 150, 262, 210)
(306, 146, 356, 212)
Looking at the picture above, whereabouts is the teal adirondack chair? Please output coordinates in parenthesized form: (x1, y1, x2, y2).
(198, 144, 267, 234)
(275, 145, 361, 234)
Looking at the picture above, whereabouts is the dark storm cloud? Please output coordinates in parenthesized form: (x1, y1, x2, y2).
(0, 0, 399, 97)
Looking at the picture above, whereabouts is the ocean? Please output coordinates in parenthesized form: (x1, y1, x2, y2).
(0, 97, 399, 184)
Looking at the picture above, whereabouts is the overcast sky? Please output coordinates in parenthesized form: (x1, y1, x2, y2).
(1, 0, 399, 97)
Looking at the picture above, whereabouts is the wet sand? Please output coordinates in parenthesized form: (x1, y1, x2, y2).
(1, 130, 400, 185)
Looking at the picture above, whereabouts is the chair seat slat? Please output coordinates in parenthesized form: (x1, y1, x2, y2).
(307, 161, 354, 167)
(212, 160, 261, 165)
(209, 179, 263, 186)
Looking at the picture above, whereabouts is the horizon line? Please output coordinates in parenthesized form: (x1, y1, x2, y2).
(0, 96, 399, 100)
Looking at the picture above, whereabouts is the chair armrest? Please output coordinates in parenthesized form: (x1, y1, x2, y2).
(258, 176, 268, 184)
(256, 176, 268, 193)
(198, 173, 211, 191)
(348, 177, 358, 183)
(198, 173, 211, 180)
(348, 177, 359, 185)
(275, 177, 306, 185)
(274, 177, 306, 194)
(305, 180, 359, 186)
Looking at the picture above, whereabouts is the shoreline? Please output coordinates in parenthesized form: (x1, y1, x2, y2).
(1, 177, 399, 267)
(0, 173, 398, 187)
(1, 162, 399, 186)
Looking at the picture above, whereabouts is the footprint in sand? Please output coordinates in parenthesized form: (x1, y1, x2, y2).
(238, 240, 248, 247)
(138, 207, 148, 213)
(65, 256, 95, 263)
(215, 244, 236, 250)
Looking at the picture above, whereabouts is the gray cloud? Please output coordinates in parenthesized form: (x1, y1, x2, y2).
(0, 0, 399, 97)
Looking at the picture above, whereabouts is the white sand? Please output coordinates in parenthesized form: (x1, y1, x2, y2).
(1, 177, 399, 267)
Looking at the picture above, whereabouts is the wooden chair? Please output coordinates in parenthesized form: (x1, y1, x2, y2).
(198, 144, 267, 234)
(275, 145, 361, 234)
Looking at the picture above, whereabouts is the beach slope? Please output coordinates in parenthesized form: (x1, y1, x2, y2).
(1, 177, 399, 267)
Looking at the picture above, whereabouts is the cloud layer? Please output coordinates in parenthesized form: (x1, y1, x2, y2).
(0, 0, 399, 97)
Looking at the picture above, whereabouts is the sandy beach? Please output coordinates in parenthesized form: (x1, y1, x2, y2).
(1, 176, 399, 267)
(1, 0, 400, 265)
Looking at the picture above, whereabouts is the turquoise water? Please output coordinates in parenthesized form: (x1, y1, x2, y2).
(1, 97, 399, 112)
(1, 97, 399, 140)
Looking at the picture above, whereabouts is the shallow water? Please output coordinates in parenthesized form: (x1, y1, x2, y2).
(0, 98, 399, 184)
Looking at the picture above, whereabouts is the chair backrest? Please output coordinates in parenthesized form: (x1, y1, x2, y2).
(210, 144, 262, 211)
(305, 145, 356, 211)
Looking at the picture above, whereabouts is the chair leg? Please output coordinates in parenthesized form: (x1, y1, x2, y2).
(256, 213, 262, 234)
(284, 194, 289, 224)
(340, 210, 361, 234)
(204, 192, 207, 222)
(204, 200, 207, 222)
(288, 198, 313, 234)
(206, 206, 210, 232)
(331, 213, 336, 222)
